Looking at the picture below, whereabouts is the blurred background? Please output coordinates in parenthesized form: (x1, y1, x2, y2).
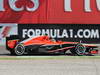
(0, 24, 17, 46)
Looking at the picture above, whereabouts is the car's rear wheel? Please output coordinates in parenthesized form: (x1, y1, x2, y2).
(9, 50, 16, 55)
(14, 44, 25, 56)
(70, 43, 86, 56)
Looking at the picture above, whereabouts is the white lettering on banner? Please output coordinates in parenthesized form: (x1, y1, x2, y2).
(42, 29, 50, 36)
(84, 0, 92, 12)
(77, 29, 100, 38)
(64, 0, 100, 12)
(0, 0, 5, 11)
(22, 29, 100, 39)
(90, 29, 99, 38)
(64, 0, 72, 12)
(0, 0, 100, 12)
(50, 29, 56, 38)
(0, 0, 39, 11)
(83, 29, 91, 38)
(26, 0, 39, 11)
(56, 29, 62, 38)
(36, 29, 41, 36)
(77, 29, 83, 38)
(62, 29, 68, 38)
(96, 0, 100, 11)
(23, 29, 70, 38)
(69, 29, 73, 38)
(23, 29, 27, 38)
(28, 29, 35, 38)
(9, 0, 24, 11)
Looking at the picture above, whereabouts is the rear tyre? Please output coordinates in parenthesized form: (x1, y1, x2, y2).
(70, 43, 86, 56)
(14, 44, 25, 56)
(10, 50, 16, 55)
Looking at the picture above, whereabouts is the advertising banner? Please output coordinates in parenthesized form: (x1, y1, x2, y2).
(0, 24, 17, 45)
(18, 24, 100, 43)
(0, 0, 100, 23)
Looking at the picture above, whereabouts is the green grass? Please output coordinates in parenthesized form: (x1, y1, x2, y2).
(0, 56, 100, 60)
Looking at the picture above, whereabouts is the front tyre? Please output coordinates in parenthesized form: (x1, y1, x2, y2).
(71, 43, 86, 56)
(14, 44, 25, 56)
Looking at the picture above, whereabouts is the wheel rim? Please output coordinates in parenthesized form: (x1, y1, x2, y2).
(15, 44, 25, 55)
(75, 43, 86, 55)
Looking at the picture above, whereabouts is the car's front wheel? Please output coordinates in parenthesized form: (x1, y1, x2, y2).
(14, 44, 25, 56)
(70, 43, 86, 56)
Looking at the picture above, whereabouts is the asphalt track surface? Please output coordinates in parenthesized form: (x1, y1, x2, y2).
(0, 46, 100, 75)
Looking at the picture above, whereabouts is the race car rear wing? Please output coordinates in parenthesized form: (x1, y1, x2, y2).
(6, 35, 19, 50)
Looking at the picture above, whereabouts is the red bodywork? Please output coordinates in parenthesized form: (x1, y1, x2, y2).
(7, 40, 19, 49)
(22, 36, 78, 46)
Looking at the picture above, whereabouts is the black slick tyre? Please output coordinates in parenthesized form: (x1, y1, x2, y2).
(70, 43, 86, 56)
(14, 44, 25, 56)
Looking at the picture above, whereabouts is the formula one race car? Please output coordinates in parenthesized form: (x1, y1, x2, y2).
(6, 35, 98, 56)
